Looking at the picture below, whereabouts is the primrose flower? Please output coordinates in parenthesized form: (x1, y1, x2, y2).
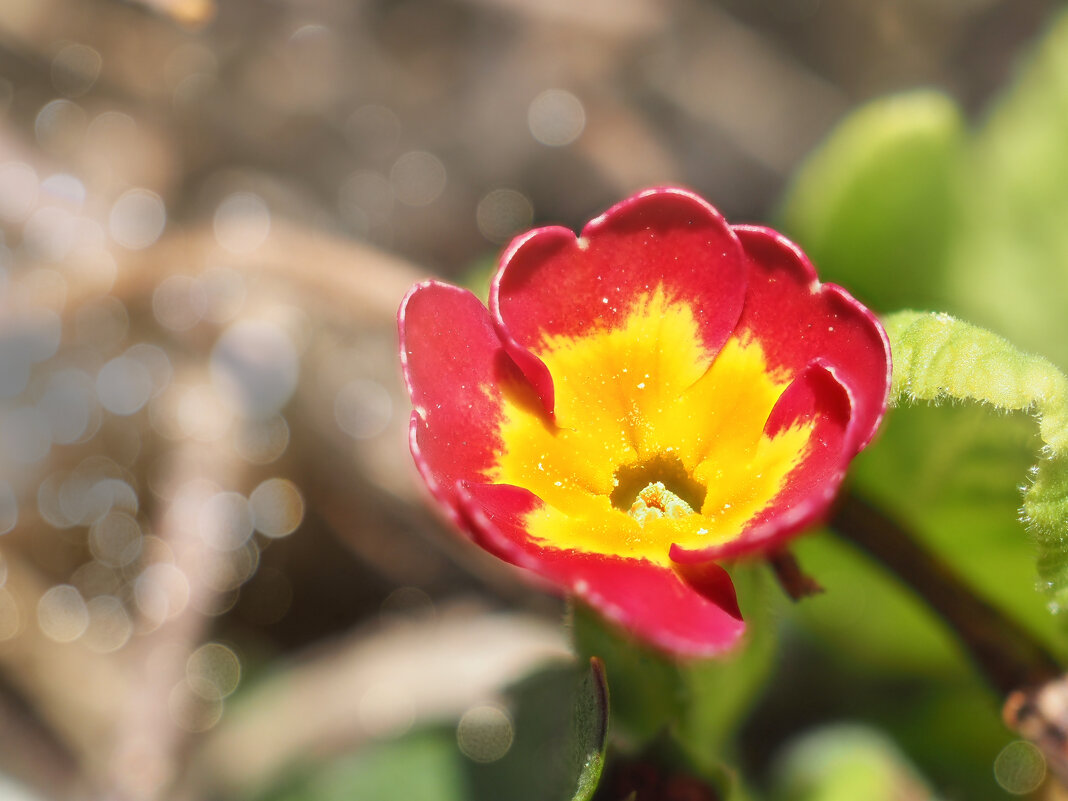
(399, 187, 891, 657)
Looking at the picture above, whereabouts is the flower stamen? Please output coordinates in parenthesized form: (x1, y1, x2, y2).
(628, 482, 695, 526)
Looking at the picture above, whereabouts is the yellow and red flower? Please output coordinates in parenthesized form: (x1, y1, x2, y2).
(399, 187, 891, 657)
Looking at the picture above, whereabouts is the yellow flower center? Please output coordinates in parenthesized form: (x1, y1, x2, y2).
(489, 289, 814, 565)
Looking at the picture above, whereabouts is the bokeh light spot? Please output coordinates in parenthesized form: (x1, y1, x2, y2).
(233, 415, 290, 464)
(88, 511, 142, 567)
(211, 320, 299, 419)
(24, 206, 79, 262)
(200, 267, 247, 324)
(109, 189, 166, 250)
(39, 369, 94, 444)
(456, 705, 514, 763)
(476, 189, 533, 244)
(35, 98, 88, 155)
(249, 477, 304, 539)
(83, 595, 133, 653)
(175, 384, 233, 442)
(168, 679, 223, 733)
(199, 491, 253, 551)
(71, 560, 122, 599)
(2, 407, 52, 464)
(152, 274, 206, 332)
(97, 356, 154, 415)
(528, 89, 585, 146)
(390, 151, 446, 207)
(134, 563, 190, 628)
(37, 584, 89, 643)
(200, 540, 260, 592)
(40, 172, 86, 207)
(125, 344, 174, 397)
(186, 642, 241, 700)
(995, 740, 1045, 795)
(51, 44, 102, 98)
(380, 586, 435, 623)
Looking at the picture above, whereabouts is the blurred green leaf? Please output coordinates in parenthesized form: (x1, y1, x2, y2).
(466, 659, 610, 801)
(779, 90, 964, 312)
(783, 9, 1068, 367)
(789, 527, 962, 672)
(255, 658, 609, 801)
(256, 730, 466, 801)
(947, 10, 1068, 366)
(771, 724, 940, 801)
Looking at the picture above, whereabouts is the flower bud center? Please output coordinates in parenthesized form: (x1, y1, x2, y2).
(628, 481, 695, 526)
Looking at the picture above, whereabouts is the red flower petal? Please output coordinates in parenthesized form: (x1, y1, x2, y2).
(400, 281, 539, 520)
(491, 188, 748, 416)
(733, 225, 891, 453)
(460, 482, 747, 657)
(670, 362, 853, 563)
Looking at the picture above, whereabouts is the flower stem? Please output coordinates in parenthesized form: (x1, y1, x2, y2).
(828, 489, 1061, 696)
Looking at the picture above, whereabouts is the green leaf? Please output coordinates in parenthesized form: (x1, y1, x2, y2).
(771, 724, 941, 801)
(253, 659, 609, 801)
(568, 658, 610, 801)
(885, 310, 1068, 630)
(255, 730, 467, 801)
(781, 9, 1068, 367)
(946, 9, 1068, 366)
(789, 526, 964, 672)
(449, 659, 611, 801)
(779, 90, 964, 312)
(461, 659, 610, 801)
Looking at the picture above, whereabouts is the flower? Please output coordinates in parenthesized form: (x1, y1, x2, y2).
(399, 187, 891, 657)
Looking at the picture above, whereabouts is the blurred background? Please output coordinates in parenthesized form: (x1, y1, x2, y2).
(1, 0, 1066, 799)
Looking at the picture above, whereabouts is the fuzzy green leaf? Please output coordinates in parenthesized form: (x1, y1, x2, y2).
(885, 310, 1068, 623)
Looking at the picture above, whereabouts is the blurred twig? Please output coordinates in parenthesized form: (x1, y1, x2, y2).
(830, 489, 1061, 696)
(102, 433, 251, 801)
(181, 604, 570, 798)
(0, 551, 129, 788)
(831, 489, 1068, 787)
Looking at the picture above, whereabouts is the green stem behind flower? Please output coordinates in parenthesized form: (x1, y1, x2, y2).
(830, 490, 1060, 695)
